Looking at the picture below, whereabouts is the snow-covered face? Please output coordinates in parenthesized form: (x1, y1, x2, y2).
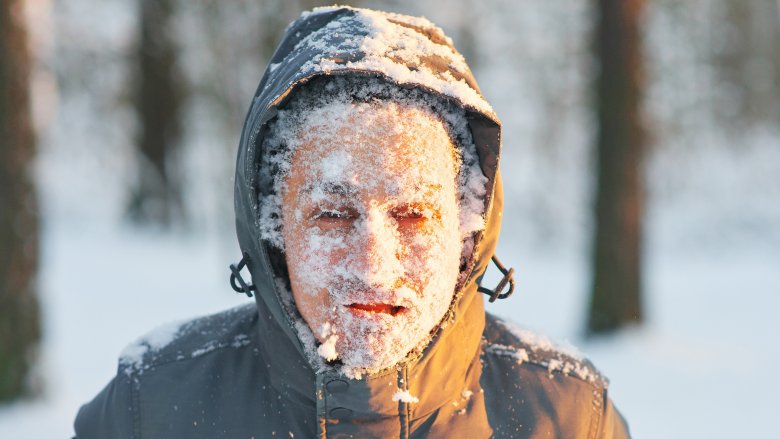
(281, 102, 462, 376)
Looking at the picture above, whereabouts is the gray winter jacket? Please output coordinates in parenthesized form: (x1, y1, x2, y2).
(75, 7, 630, 438)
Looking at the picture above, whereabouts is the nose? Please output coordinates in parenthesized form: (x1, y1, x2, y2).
(352, 207, 403, 287)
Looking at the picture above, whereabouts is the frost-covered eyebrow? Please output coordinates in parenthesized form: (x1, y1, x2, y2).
(414, 183, 443, 193)
(300, 181, 357, 197)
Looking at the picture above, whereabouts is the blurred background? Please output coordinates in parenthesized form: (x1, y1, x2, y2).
(1, 0, 778, 437)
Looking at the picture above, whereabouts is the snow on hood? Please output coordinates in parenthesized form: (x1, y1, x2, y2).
(293, 7, 496, 118)
(232, 6, 504, 377)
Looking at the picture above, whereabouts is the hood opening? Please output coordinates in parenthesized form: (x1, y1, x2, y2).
(254, 73, 491, 378)
(233, 7, 504, 381)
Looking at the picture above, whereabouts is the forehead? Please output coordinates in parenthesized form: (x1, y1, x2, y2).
(285, 101, 458, 198)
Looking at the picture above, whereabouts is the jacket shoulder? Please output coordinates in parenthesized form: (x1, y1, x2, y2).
(482, 312, 608, 388)
(117, 303, 258, 376)
(480, 314, 631, 438)
(74, 304, 260, 438)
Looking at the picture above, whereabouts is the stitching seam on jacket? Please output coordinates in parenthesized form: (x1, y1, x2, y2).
(130, 372, 141, 439)
(587, 387, 604, 439)
(405, 367, 411, 439)
(397, 368, 409, 439)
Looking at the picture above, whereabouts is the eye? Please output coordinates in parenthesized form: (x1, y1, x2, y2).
(391, 204, 435, 225)
(316, 210, 352, 220)
(311, 207, 357, 227)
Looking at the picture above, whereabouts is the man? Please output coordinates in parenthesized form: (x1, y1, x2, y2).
(75, 6, 630, 438)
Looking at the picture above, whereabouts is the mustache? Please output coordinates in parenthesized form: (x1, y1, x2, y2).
(328, 278, 419, 306)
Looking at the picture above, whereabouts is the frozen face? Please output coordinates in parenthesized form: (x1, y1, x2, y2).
(281, 101, 462, 376)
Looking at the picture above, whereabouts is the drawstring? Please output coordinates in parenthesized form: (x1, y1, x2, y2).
(229, 253, 256, 298)
(478, 255, 516, 303)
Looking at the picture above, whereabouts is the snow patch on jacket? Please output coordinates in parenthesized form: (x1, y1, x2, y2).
(119, 304, 257, 376)
(119, 320, 186, 375)
(482, 314, 607, 386)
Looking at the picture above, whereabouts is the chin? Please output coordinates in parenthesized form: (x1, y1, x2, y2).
(338, 341, 409, 376)
(334, 316, 427, 374)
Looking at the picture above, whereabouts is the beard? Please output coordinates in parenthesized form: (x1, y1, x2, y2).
(314, 266, 457, 378)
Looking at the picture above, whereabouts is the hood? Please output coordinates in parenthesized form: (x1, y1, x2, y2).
(233, 5, 504, 413)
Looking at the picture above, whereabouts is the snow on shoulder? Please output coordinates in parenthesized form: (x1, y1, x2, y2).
(119, 304, 256, 377)
(119, 320, 185, 375)
(293, 6, 496, 118)
(483, 316, 607, 386)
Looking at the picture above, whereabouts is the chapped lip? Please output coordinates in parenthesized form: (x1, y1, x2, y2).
(346, 303, 407, 316)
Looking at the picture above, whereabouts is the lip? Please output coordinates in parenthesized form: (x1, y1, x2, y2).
(346, 303, 407, 316)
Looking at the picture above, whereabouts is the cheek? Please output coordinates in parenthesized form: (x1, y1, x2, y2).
(289, 226, 352, 287)
(402, 206, 461, 284)
(313, 231, 354, 265)
(411, 202, 460, 257)
(286, 228, 341, 333)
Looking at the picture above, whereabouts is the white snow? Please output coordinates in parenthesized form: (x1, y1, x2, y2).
(277, 98, 466, 377)
(483, 320, 605, 382)
(391, 389, 419, 403)
(316, 323, 339, 361)
(288, 7, 495, 117)
(496, 320, 584, 360)
(259, 75, 486, 250)
(484, 343, 530, 365)
(118, 320, 184, 374)
(190, 333, 252, 359)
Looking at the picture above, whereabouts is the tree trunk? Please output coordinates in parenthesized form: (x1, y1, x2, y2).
(0, 0, 41, 402)
(127, 0, 185, 226)
(587, 0, 646, 335)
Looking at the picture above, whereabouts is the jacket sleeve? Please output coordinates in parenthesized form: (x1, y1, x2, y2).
(73, 369, 137, 439)
(596, 389, 631, 439)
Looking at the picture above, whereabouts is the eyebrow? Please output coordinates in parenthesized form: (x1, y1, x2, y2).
(299, 181, 357, 197)
(414, 183, 443, 193)
(298, 181, 445, 198)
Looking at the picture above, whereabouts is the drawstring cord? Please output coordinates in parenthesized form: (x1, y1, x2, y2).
(229, 253, 256, 298)
(478, 255, 516, 303)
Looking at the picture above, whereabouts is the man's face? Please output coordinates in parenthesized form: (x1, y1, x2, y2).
(281, 101, 462, 376)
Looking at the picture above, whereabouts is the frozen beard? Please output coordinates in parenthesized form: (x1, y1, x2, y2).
(280, 102, 463, 377)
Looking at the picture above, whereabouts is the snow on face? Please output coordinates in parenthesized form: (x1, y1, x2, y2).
(281, 102, 463, 376)
(259, 76, 487, 252)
